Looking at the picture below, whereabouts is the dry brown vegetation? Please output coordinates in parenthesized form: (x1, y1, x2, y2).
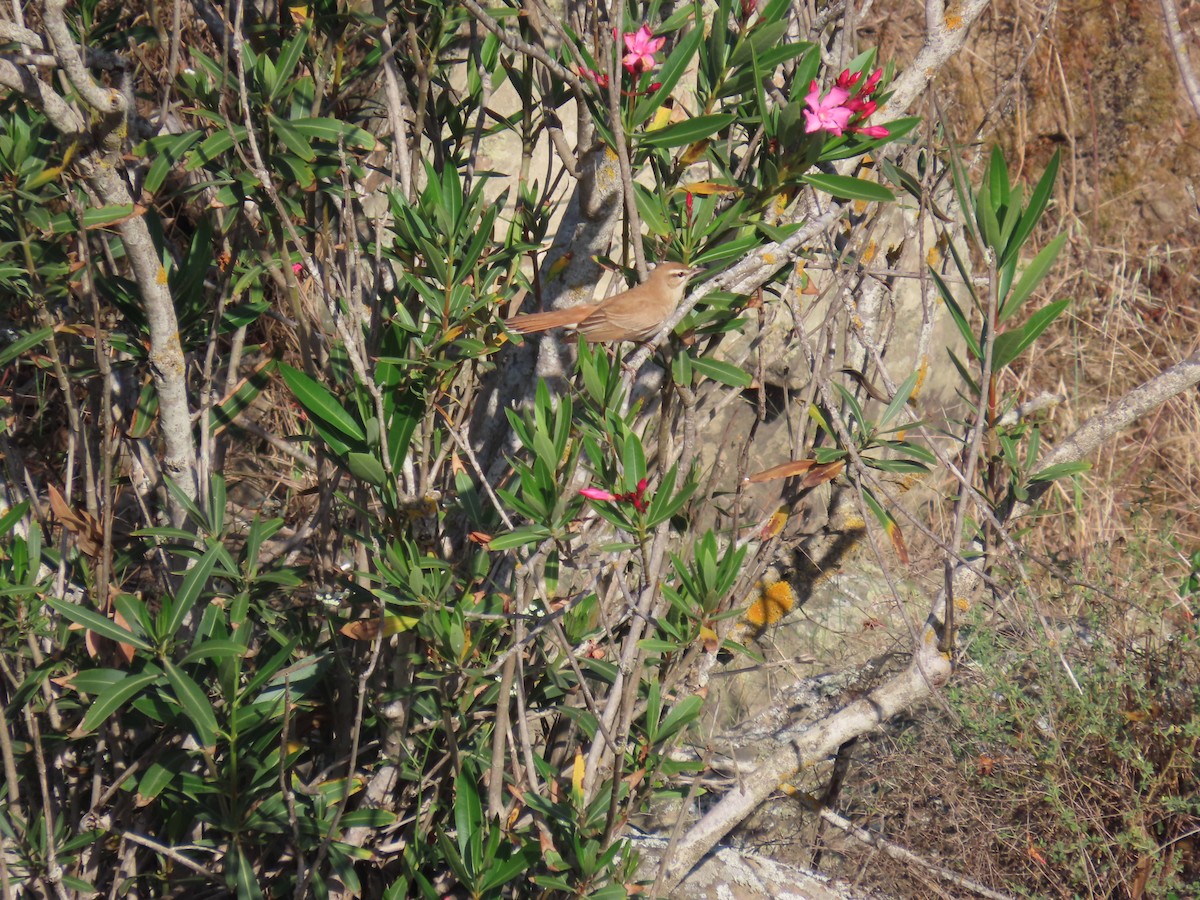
(797, 2, 1200, 896)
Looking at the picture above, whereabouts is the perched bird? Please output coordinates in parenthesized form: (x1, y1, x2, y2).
(506, 261, 703, 342)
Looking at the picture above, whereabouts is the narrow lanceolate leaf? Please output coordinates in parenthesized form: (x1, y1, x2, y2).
(72, 671, 161, 736)
(161, 544, 220, 641)
(992, 298, 1070, 370)
(45, 597, 153, 652)
(287, 117, 378, 150)
(163, 659, 219, 750)
(82, 204, 139, 230)
(0, 327, 52, 367)
(861, 488, 909, 565)
(802, 173, 895, 203)
(278, 363, 367, 443)
(999, 233, 1067, 324)
(640, 114, 735, 148)
(690, 356, 752, 388)
(1029, 461, 1091, 483)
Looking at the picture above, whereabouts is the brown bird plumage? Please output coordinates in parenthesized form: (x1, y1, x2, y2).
(506, 262, 702, 342)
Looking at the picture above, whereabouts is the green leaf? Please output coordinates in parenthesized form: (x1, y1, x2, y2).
(487, 526, 551, 550)
(44, 597, 153, 651)
(178, 639, 248, 665)
(346, 451, 387, 486)
(689, 355, 752, 388)
(992, 298, 1070, 369)
(136, 753, 183, 804)
(127, 380, 159, 439)
(269, 114, 316, 163)
(0, 501, 29, 538)
(454, 771, 483, 867)
(210, 361, 275, 434)
(163, 659, 219, 749)
(230, 843, 264, 900)
(638, 638, 683, 654)
(70, 668, 129, 696)
(999, 233, 1066, 323)
(160, 544, 220, 641)
(288, 117, 377, 150)
(480, 848, 537, 893)
(930, 268, 982, 360)
(1029, 460, 1091, 483)
(802, 173, 894, 203)
(633, 183, 671, 236)
(339, 809, 398, 829)
(184, 126, 246, 171)
(82, 204, 134, 229)
(878, 370, 919, 428)
(270, 31, 308, 100)
(640, 114, 735, 148)
(1001, 149, 1060, 270)
(0, 327, 52, 367)
(75, 671, 161, 735)
(279, 363, 367, 444)
(656, 694, 703, 743)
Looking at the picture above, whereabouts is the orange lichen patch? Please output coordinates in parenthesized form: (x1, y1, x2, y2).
(914, 356, 929, 396)
(745, 579, 796, 627)
(954, 596, 970, 612)
(927, 246, 941, 267)
(945, 12, 963, 29)
(862, 240, 878, 264)
(156, 266, 168, 285)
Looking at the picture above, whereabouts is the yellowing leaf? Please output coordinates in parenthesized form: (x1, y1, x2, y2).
(571, 747, 585, 805)
(679, 181, 740, 196)
(758, 508, 789, 540)
(339, 614, 419, 641)
(886, 519, 910, 565)
(678, 140, 710, 166)
(746, 459, 814, 483)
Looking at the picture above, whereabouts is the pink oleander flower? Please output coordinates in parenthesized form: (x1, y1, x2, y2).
(803, 81, 853, 136)
(580, 477, 651, 513)
(580, 487, 619, 502)
(622, 25, 665, 75)
(292, 263, 304, 275)
(578, 66, 610, 88)
(805, 67, 890, 139)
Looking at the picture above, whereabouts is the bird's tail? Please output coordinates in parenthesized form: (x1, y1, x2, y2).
(505, 307, 592, 334)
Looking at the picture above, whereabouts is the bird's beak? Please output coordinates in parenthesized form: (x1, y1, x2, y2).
(685, 265, 705, 279)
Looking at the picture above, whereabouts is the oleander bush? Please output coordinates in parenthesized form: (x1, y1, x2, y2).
(0, 0, 1195, 896)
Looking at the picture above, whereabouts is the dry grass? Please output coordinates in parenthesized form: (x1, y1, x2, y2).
(801, 1, 1200, 896)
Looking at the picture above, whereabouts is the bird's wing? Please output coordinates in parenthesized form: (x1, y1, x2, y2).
(577, 295, 658, 341)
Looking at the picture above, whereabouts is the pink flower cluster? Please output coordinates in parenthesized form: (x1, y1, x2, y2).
(578, 24, 667, 86)
(803, 68, 889, 139)
(580, 478, 650, 513)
